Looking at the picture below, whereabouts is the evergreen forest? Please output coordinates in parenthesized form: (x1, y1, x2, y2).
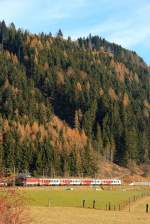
(0, 21, 150, 177)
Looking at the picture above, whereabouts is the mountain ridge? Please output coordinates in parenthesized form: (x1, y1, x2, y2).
(0, 20, 150, 177)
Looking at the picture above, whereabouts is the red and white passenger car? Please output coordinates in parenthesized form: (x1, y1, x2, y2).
(16, 175, 121, 186)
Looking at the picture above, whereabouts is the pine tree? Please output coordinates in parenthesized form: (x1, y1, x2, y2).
(57, 29, 63, 38)
(95, 124, 103, 153)
(3, 131, 15, 171)
(110, 135, 116, 162)
(123, 128, 139, 166)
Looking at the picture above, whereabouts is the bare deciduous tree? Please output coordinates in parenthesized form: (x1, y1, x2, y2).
(0, 177, 30, 224)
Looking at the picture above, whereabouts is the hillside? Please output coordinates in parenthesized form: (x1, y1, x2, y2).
(0, 20, 150, 177)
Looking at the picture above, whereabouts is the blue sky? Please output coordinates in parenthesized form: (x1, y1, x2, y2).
(0, 0, 150, 64)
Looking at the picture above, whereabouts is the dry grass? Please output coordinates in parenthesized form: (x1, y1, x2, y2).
(30, 197, 150, 224)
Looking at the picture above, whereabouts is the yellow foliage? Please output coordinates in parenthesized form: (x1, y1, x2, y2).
(5, 50, 11, 59)
(39, 125, 48, 141)
(31, 122, 39, 134)
(0, 115, 88, 154)
(143, 109, 149, 118)
(2, 119, 9, 132)
(34, 55, 38, 64)
(56, 69, 65, 85)
(48, 116, 87, 153)
(43, 62, 49, 70)
(134, 73, 139, 83)
(80, 71, 87, 80)
(45, 40, 50, 49)
(66, 67, 74, 77)
(29, 36, 43, 52)
(11, 53, 18, 64)
(12, 86, 19, 96)
(51, 116, 64, 130)
(144, 100, 150, 110)
(12, 121, 17, 129)
(25, 123, 31, 137)
(76, 82, 82, 92)
(3, 79, 10, 90)
(123, 93, 129, 107)
(113, 62, 129, 82)
(99, 88, 104, 97)
(128, 72, 134, 81)
(38, 40, 43, 50)
(31, 134, 36, 141)
(17, 124, 26, 142)
(108, 87, 118, 101)
(26, 35, 30, 45)
(63, 50, 68, 58)
(86, 81, 90, 91)
(30, 37, 38, 48)
(112, 61, 139, 83)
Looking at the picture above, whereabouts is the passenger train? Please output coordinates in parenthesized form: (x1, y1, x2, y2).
(16, 175, 122, 186)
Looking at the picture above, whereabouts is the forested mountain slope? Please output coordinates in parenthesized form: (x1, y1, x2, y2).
(0, 21, 150, 177)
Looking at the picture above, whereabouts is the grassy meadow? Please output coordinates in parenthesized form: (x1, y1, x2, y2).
(22, 186, 148, 210)
(26, 187, 150, 224)
(1, 186, 150, 224)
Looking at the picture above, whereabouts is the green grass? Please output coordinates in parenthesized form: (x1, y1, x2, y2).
(23, 186, 147, 209)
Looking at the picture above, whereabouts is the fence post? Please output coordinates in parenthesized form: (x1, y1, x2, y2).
(129, 198, 130, 212)
(82, 200, 85, 208)
(146, 204, 149, 213)
(108, 202, 111, 211)
(93, 200, 96, 209)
